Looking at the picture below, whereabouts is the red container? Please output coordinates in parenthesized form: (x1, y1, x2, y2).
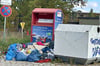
(31, 8, 63, 42)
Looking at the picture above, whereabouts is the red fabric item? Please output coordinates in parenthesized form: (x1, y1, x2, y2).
(35, 59, 51, 63)
(37, 42, 44, 46)
(40, 38, 46, 43)
(23, 44, 26, 48)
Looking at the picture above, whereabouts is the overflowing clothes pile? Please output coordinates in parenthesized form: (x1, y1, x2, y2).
(5, 41, 54, 63)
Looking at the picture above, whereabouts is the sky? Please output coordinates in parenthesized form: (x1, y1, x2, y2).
(73, 0, 100, 13)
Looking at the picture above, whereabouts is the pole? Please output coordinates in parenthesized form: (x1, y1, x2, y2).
(98, 15, 100, 27)
(98, 15, 100, 33)
(3, 17, 6, 41)
(22, 28, 23, 39)
(98, 15, 100, 35)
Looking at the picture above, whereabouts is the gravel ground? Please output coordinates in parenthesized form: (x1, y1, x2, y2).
(0, 56, 100, 66)
(0, 58, 100, 66)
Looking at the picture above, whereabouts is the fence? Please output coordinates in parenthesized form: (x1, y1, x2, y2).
(0, 31, 25, 40)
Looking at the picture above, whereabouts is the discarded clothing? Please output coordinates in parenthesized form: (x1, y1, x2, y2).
(45, 38, 52, 43)
(16, 44, 22, 51)
(47, 52, 54, 60)
(6, 41, 54, 62)
(25, 42, 34, 48)
(27, 49, 41, 62)
(34, 44, 46, 50)
(22, 43, 26, 49)
(33, 37, 37, 42)
(15, 52, 27, 61)
(42, 47, 51, 53)
(41, 53, 48, 59)
(40, 37, 46, 43)
(41, 52, 54, 60)
(41, 47, 54, 60)
(48, 41, 54, 49)
(37, 42, 44, 46)
(35, 59, 51, 63)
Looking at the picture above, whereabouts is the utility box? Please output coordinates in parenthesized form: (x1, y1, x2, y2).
(31, 8, 63, 42)
(54, 24, 100, 64)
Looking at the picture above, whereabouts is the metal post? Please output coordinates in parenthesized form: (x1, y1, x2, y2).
(3, 17, 6, 41)
(98, 15, 100, 27)
(98, 15, 100, 36)
(22, 28, 23, 39)
(98, 15, 100, 34)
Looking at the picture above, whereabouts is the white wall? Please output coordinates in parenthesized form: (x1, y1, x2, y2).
(88, 26, 100, 58)
(54, 31, 88, 58)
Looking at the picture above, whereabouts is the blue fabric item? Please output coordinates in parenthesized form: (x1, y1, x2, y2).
(6, 43, 18, 60)
(47, 52, 54, 60)
(33, 37, 37, 42)
(42, 47, 51, 53)
(45, 38, 52, 42)
(8, 44, 17, 51)
(25, 42, 34, 48)
(32, 37, 41, 42)
(49, 41, 54, 49)
(27, 49, 41, 62)
(15, 52, 27, 61)
(6, 50, 16, 60)
(41, 53, 48, 59)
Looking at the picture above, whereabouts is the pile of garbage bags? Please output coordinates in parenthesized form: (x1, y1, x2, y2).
(5, 41, 54, 63)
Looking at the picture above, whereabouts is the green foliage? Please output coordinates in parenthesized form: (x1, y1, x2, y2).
(0, 0, 87, 30)
(0, 0, 87, 55)
(0, 36, 30, 54)
(52, 58, 63, 63)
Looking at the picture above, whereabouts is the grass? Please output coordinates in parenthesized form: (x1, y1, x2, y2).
(0, 32, 30, 55)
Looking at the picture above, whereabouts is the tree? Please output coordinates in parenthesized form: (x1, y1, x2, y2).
(2, 0, 87, 31)
(7, 7, 18, 31)
(69, 0, 87, 6)
(29, 0, 87, 23)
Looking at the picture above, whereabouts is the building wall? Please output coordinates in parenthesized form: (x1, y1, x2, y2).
(79, 19, 99, 25)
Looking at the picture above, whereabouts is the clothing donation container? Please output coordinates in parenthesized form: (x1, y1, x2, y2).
(31, 8, 63, 42)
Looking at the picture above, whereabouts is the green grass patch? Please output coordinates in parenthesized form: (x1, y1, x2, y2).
(0, 35, 30, 55)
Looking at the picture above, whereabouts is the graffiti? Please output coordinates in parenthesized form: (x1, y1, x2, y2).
(90, 38, 100, 45)
(90, 38, 100, 57)
(92, 46, 100, 57)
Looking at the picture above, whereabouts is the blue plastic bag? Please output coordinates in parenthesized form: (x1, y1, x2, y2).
(6, 50, 16, 60)
(6, 43, 18, 60)
(8, 43, 17, 51)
